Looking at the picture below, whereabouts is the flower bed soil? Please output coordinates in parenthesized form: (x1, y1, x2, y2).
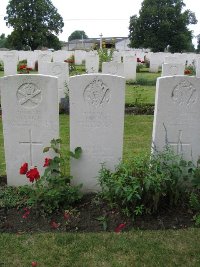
(0, 177, 195, 233)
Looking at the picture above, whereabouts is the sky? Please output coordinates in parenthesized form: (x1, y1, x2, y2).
(0, 0, 199, 46)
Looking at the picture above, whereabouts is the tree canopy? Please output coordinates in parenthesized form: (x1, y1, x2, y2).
(4, 0, 64, 50)
(68, 31, 88, 41)
(0, 34, 8, 48)
(129, 0, 197, 52)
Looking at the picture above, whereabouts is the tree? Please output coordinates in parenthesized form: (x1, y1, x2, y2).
(68, 31, 88, 41)
(0, 34, 8, 48)
(4, 0, 64, 50)
(129, 0, 197, 52)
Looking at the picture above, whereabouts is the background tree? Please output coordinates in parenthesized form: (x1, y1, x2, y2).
(68, 30, 88, 41)
(129, 0, 197, 52)
(4, 0, 64, 50)
(0, 34, 8, 48)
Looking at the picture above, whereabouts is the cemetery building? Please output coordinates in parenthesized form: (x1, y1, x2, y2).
(62, 37, 129, 51)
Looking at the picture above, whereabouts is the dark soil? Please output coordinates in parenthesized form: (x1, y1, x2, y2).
(0, 191, 195, 234)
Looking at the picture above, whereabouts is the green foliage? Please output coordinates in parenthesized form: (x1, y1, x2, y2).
(99, 147, 194, 217)
(68, 30, 88, 41)
(20, 139, 82, 215)
(98, 48, 114, 71)
(0, 60, 4, 71)
(0, 33, 8, 48)
(0, 186, 25, 210)
(129, 0, 197, 52)
(4, 0, 64, 50)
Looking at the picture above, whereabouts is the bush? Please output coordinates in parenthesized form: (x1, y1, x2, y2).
(0, 60, 4, 71)
(98, 147, 195, 217)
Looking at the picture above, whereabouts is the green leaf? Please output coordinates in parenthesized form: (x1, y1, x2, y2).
(43, 147, 50, 153)
(70, 147, 82, 159)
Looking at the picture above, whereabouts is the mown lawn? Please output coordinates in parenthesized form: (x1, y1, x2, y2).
(1, 229, 200, 266)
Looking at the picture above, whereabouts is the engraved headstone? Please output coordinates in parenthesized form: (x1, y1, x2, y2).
(0, 74, 59, 186)
(69, 74, 125, 192)
(3, 51, 18, 76)
(161, 63, 185, 76)
(40, 62, 69, 101)
(102, 62, 124, 76)
(85, 54, 99, 73)
(152, 76, 200, 163)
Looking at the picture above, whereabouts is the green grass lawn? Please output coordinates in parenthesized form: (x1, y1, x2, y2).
(126, 84, 155, 105)
(1, 229, 200, 266)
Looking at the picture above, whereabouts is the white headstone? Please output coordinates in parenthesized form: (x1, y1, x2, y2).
(149, 53, 160, 73)
(27, 51, 37, 69)
(161, 63, 185, 76)
(112, 51, 122, 63)
(0, 74, 59, 186)
(85, 54, 99, 73)
(41, 62, 69, 101)
(74, 50, 86, 65)
(38, 53, 52, 74)
(69, 74, 125, 192)
(196, 58, 200, 78)
(3, 51, 18, 76)
(152, 76, 200, 164)
(123, 55, 136, 80)
(102, 61, 124, 76)
(53, 50, 68, 62)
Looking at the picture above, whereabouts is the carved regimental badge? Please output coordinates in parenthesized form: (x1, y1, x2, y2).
(83, 78, 110, 107)
(172, 79, 197, 107)
(17, 83, 42, 108)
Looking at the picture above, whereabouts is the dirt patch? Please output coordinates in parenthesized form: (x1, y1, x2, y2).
(0, 193, 195, 234)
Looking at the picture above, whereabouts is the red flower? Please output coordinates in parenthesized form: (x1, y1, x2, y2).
(20, 162, 28, 175)
(43, 158, 51, 167)
(22, 207, 30, 219)
(19, 64, 27, 70)
(26, 167, 40, 183)
(31, 262, 38, 267)
(50, 220, 60, 229)
(114, 223, 126, 233)
(64, 211, 70, 221)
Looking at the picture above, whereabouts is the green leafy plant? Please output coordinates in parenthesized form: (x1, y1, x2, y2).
(96, 215, 108, 231)
(98, 48, 115, 71)
(98, 147, 194, 217)
(19, 139, 83, 215)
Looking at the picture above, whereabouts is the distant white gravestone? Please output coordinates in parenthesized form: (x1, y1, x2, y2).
(152, 76, 200, 164)
(102, 62, 124, 77)
(0, 75, 59, 186)
(70, 74, 125, 192)
(3, 51, 18, 76)
(40, 62, 69, 101)
(161, 63, 185, 76)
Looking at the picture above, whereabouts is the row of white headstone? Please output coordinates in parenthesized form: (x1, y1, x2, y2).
(1, 50, 137, 81)
(1, 72, 200, 192)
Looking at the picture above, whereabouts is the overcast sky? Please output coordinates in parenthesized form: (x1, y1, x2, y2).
(0, 0, 199, 46)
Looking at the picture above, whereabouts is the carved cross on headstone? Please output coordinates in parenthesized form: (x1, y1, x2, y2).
(19, 129, 42, 166)
(168, 130, 191, 155)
